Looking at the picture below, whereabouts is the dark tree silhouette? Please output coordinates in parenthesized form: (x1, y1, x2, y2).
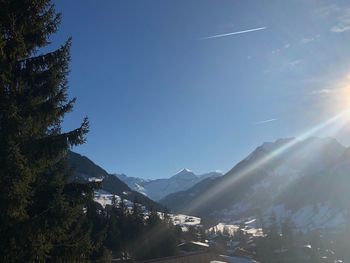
(0, 0, 96, 261)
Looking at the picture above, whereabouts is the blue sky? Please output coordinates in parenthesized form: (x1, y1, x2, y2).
(53, 0, 350, 179)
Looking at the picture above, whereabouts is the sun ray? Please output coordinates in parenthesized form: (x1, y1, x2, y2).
(183, 109, 350, 215)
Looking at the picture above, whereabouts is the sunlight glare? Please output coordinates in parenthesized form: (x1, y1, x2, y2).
(183, 108, 350, 215)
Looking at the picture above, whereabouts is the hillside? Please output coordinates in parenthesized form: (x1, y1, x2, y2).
(160, 137, 350, 230)
(67, 151, 164, 211)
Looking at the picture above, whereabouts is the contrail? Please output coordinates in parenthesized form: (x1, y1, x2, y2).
(252, 118, 278, 125)
(202, 26, 267, 39)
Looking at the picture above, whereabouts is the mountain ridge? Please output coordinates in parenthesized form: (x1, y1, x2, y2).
(116, 169, 222, 201)
(160, 137, 350, 230)
(67, 151, 164, 211)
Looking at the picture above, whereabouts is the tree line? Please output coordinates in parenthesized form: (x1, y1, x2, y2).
(86, 197, 181, 261)
(255, 214, 350, 263)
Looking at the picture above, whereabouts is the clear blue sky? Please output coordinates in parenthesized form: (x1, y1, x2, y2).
(53, 0, 350, 179)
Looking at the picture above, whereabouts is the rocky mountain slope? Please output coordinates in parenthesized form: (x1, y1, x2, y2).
(160, 137, 350, 230)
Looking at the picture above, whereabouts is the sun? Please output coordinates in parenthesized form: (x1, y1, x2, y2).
(321, 73, 350, 115)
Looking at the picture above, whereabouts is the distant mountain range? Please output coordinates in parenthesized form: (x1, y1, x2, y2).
(68, 136, 350, 230)
(67, 151, 164, 211)
(160, 137, 350, 230)
(116, 169, 222, 201)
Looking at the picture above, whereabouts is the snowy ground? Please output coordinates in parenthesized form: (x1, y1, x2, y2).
(170, 213, 201, 226)
(267, 203, 347, 230)
(94, 191, 133, 208)
(94, 191, 201, 231)
(158, 213, 201, 231)
(209, 218, 264, 237)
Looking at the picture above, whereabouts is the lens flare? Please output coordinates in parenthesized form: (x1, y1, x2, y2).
(183, 109, 350, 215)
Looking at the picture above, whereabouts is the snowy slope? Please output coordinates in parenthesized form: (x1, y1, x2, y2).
(117, 169, 222, 201)
(94, 189, 201, 232)
(115, 173, 149, 196)
(161, 137, 350, 230)
(68, 151, 164, 211)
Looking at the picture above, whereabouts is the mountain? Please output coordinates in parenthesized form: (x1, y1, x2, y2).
(67, 151, 164, 211)
(116, 168, 222, 201)
(160, 137, 350, 230)
(114, 173, 150, 196)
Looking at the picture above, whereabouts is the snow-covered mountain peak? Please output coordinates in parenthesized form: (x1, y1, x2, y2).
(117, 169, 222, 201)
(172, 168, 197, 180)
(161, 136, 350, 231)
(175, 168, 192, 174)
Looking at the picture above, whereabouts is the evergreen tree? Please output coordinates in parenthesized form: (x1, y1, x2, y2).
(268, 213, 281, 249)
(280, 219, 298, 263)
(238, 222, 248, 249)
(258, 213, 281, 263)
(130, 198, 145, 239)
(256, 235, 271, 263)
(133, 208, 178, 260)
(116, 199, 130, 259)
(105, 200, 122, 258)
(85, 201, 109, 261)
(0, 0, 95, 261)
(281, 219, 294, 247)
